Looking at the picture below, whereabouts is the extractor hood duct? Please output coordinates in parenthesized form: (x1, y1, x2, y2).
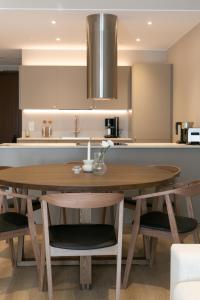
(87, 13, 117, 100)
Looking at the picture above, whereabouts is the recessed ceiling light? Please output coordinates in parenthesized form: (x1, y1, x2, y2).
(56, 37, 61, 41)
(147, 21, 152, 26)
(136, 38, 141, 42)
(51, 20, 56, 25)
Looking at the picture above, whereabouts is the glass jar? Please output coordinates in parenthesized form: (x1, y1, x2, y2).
(92, 152, 107, 175)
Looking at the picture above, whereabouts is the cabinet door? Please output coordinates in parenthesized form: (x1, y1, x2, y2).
(19, 66, 57, 109)
(57, 66, 93, 109)
(132, 64, 172, 142)
(94, 66, 131, 109)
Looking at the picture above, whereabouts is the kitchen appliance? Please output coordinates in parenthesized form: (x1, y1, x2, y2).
(175, 121, 194, 143)
(87, 13, 117, 100)
(187, 128, 200, 144)
(105, 117, 119, 138)
(41, 120, 53, 138)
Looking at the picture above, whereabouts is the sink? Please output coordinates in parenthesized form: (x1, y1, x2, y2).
(76, 142, 101, 146)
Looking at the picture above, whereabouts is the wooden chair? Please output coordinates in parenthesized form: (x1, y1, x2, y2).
(122, 180, 200, 288)
(40, 192, 124, 300)
(124, 165, 180, 263)
(124, 165, 181, 211)
(0, 166, 12, 211)
(0, 189, 40, 271)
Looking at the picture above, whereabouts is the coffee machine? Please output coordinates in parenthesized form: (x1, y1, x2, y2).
(105, 117, 119, 138)
(175, 121, 194, 143)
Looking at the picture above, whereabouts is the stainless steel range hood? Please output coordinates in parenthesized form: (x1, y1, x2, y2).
(87, 13, 117, 100)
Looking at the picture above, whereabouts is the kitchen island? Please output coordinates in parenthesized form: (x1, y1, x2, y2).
(0, 142, 200, 219)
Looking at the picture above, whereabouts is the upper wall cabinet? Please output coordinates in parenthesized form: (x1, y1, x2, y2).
(56, 66, 93, 109)
(94, 66, 131, 109)
(19, 66, 131, 109)
(19, 66, 57, 109)
(132, 64, 172, 142)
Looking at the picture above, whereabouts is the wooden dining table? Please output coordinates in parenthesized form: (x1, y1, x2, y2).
(0, 163, 180, 289)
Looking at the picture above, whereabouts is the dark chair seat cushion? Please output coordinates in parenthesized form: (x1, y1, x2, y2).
(140, 211, 198, 234)
(49, 224, 117, 250)
(0, 212, 28, 232)
(125, 197, 152, 208)
(124, 197, 137, 206)
(32, 199, 41, 211)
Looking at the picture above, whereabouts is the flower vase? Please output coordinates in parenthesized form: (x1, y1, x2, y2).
(92, 152, 107, 175)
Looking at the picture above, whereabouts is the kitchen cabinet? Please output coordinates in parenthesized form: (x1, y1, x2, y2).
(57, 67, 93, 109)
(19, 66, 131, 110)
(93, 66, 131, 109)
(19, 66, 57, 109)
(20, 66, 91, 109)
(132, 64, 172, 142)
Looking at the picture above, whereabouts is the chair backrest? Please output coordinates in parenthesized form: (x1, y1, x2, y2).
(40, 192, 124, 209)
(132, 180, 200, 201)
(174, 180, 200, 197)
(0, 189, 34, 215)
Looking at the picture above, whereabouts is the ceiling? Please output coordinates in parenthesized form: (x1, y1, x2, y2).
(0, 10, 199, 64)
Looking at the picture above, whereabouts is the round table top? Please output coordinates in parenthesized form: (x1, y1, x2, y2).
(0, 163, 180, 192)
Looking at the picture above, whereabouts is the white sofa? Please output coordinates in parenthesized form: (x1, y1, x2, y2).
(170, 244, 200, 300)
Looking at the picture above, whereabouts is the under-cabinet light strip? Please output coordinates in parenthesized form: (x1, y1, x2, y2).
(23, 109, 129, 115)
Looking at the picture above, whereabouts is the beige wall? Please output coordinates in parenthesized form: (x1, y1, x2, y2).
(22, 49, 167, 66)
(168, 23, 200, 141)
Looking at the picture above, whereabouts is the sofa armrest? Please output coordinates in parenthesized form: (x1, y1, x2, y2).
(170, 244, 200, 300)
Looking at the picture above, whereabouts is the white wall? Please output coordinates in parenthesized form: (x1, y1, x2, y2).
(22, 109, 130, 138)
(168, 23, 200, 141)
(22, 49, 167, 66)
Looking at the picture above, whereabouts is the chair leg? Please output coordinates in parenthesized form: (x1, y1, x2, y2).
(47, 204, 52, 226)
(122, 223, 139, 288)
(8, 238, 16, 268)
(116, 250, 122, 300)
(102, 207, 107, 224)
(16, 236, 24, 264)
(29, 227, 40, 273)
(46, 246, 53, 300)
(116, 200, 123, 300)
(123, 199, 141, 289)
(27, 199, 41, 273)
(39, 240, 47, 291)
(110, 206, 115, 225)
(143, 236, 151, 261)
(193, 229, 200, 244)
(149, 237, 158, 267)
(165, 195, 181, 243)
(60, 208, 67, 224)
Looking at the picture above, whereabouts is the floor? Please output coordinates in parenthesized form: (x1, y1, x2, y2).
(0, 230, 178, 300)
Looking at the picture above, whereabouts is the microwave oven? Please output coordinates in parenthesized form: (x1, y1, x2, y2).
(187, 128, 200, 144)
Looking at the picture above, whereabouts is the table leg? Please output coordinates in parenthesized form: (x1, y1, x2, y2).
(80, 208, 92, 289)
(17, 188, 27, 265)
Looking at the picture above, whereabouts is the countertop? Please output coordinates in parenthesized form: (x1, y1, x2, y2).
(17, 137, 133, 143)
(1, 143, 200, 149)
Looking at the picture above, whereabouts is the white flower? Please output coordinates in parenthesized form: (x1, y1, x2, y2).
(101, 140, 114, 148)
(101, 140, 109, 148)
(107, 140, 114, 147)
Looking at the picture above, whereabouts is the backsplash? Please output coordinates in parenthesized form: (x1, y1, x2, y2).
(22, 110, 131, 138)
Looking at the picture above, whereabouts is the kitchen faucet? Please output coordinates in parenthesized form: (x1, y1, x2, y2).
(73, 115, 80, 137)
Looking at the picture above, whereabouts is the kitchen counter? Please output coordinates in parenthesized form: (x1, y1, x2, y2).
(0, 141, 200, 220)
(1, 142, 200, 148)
(17, 137, 133, 143)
